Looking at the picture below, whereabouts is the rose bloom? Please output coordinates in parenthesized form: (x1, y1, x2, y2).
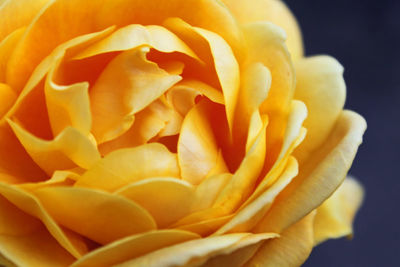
(0, 0, 366, 266)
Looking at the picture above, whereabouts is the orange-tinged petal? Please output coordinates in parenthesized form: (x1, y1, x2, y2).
(90, 47, 181, 143)
(171, 80, 224, 105)
(313, 177, 364, 245)
(0, 83, 16, 118)
(8, 120, 100, 175)
(222, 0, 303, 60)
(243, 22, 296, 166)
(7, 0, 242, 92)
(76, 143, 180, 191)
(178, 101, 228, 185)
(246, 212, 315, 267)
(0, 0, 50, 41)
(114, 233, 277, 267)
(34, 186, 156, 244)
(255, 111, 366, 234)
(0, 27, 25, 83)
(19, 170, 78, 191)
(71, 230, 200, 267)
(0, 182, 88, 258)
(203, 243, 261, 267)
(294, 56, 346, 163)
(175, 215, 234, 237)
(116, 178, 195, 228)
(45, 59, 91, 137)
(215, 156, 298, 235)
(0, 228, 75, 267)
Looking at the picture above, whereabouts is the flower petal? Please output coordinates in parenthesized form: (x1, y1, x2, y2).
(245, 212, 315, 267)
(254, 110, 366, 233)
(0, 83, 16, 119)
(0, 182, 88, 258)
(313, 177, 364, 245)
(178, 101, 228, 185)
(116, 178, 195, 228)
(7, 0, 242, 92)
(114, 233, 277, 267)
(8, 121, 100, 175)
(71, 230, 200, 267)
(76, 143, 180, 191)
(222, 0, 303, 59)
(0, 27, 25, 83)
(34, 186, 156, 244)
(294, 56, 346, 163)
(90, 47, 181, 143)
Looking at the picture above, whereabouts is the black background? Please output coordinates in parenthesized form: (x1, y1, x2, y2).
(283, 0, 400, 266)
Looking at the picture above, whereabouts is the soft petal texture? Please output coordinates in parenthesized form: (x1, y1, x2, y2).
(221, 0, 303, 60)
(0, 182, 88, 258)
(114, 233, 277, 267)
(203, 243, 262, 267)
(6, 0, 242, 92)
(313, 177, 364, 245)
(116, 178, 195, 228)
(255, 111, 366, 233)
(34, 186, 156, 244)
(71, 230, 200, 267)
(90, 48, 181, 143)
(0, 27, 25, 82)
(246, 212, 315, 267)
(242, 22, 296, 166)
(0, 83, 16, 118)
(294, 55, 346, 163)
(8, 120, 100, 175)
(75, 143, 180, 191)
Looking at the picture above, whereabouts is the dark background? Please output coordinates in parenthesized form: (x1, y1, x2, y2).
(283, 0, 400, 266)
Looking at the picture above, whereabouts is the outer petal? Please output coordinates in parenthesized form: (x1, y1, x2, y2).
(71, 230, 200, 267)
(0, 27, 25, 83)
(313, 177, 364, 245)
(222, 0, 303, 59)
(114, 233, 277, 267)
(245, 212, 315, 267)
(294, 56, 346, 163)
(254, 111, 366, 234)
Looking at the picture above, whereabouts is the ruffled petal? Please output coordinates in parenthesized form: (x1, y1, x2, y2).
(34, 186, 157, 244)
(294, 56, 346, 163)
(75, 143, 180, 191)
(313, 177, 364, 245)
(254, 111, 366, 233)
(71, 230, 200, 267)
(246, 212, 315, 266)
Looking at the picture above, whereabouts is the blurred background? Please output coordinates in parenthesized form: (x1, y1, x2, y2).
(283, 0, 400, 266)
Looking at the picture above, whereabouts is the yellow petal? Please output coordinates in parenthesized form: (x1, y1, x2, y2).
(222, 0, 303, 59)
(0, 228, 75, 267)
(246, 211, 315, 267)
(7, 0, 241, 92)
(171, 80, 224, 106)
(178, 101, 228, 185)
(0, 182, 88, 258)
(165, 18, 240, 132)
(76, 143, 180, 191)
(0, 122, 46, 182)
(0, 83, 16, 119)
(45, 59, 91, 137)
(74, 24, 198, 60)
(34, 186, 156, 244)
(243, 22, 296, 165)
(313, 177, 364, 245)
(71, 230, 200, 267)
(90, 47, 181, 143)
(8, 120, 100, 175)
(203, 243, 261, 267)
(175, 215, 234, 237)
(19, 170, 78, 191)
(0, 0, 50, 41)
(116, 178, 195, 228)
(255, 111, 366, 234)
(294, 55, 346, 163)
(0, 27, 25, 83)
(115, 233, 277, 267)
(215, 156, 298, 235)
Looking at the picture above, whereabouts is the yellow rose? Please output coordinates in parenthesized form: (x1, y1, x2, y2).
(0, 0, 366, 266)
